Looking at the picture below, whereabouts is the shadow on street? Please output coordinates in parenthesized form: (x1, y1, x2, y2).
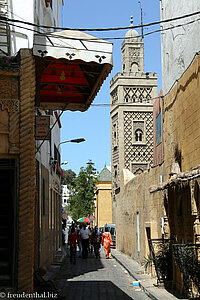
(57, 280, 134, 300)
(55, 253, 104, 281)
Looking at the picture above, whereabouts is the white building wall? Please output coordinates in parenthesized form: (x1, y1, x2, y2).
(160, 0, 200, 94)
(8, 0, 34, 55)
(8, 0, 63, 193)
(8, 0, 62, 56)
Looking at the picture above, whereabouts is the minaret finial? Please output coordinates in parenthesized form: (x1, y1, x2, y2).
(130, 16, 133, 27)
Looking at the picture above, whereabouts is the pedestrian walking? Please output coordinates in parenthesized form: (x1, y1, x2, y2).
(101, 227, 113, 259)
(80, 223, 91, 258)
(91, 226, 102, 259)
(68, 227, 78, 264)
(77, 225, 82, 257)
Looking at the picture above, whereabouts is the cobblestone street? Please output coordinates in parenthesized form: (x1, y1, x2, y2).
(54, 249, 150, 300)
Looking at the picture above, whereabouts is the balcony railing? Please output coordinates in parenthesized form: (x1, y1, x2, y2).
(149, 239, 173, 284)
(173, 243, 200, 298)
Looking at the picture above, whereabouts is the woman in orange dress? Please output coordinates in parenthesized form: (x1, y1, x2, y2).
(101, 227, 113, 258)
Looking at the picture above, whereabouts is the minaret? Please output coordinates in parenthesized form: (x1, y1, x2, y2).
(121, 16, 144, 74)
(110, 17, 157, 222)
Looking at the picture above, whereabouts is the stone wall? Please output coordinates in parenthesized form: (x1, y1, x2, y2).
(163, 53, 200, 178)
(116, 165, 164, 263)
(162, 53, 200, 296)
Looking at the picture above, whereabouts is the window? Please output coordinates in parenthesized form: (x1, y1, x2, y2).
(131, 62, 138, 72)
(133, 120, 145, 144)
(135, 129, 143, 142)
(54, 144, 60, 164)
(156, 111, 162, 146)
(114, 165, 117, 178)
(113, 124, 117, 140)
(45, 0, 52, 8)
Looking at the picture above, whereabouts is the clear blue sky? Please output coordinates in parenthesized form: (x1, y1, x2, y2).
(60, 0, 162, 175)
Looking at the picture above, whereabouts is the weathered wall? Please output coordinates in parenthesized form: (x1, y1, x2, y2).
(116, 52, 200, 297)
(162, 53, 200, 296)
(116, 166, 164, 263)
(163, 53, 200, 178)
(160, 0, 200, 94)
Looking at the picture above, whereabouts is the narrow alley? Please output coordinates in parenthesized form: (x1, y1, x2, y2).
(52, 251, 150, 300)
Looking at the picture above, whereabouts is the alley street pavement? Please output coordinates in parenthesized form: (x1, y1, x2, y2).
(53, 248, 150, 300)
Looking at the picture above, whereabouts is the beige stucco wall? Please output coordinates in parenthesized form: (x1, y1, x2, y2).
(163, 54, 200, 178)
(95, 181, 112, 228)
(116, 166, 164, 262)
(162, 54, 200, 295)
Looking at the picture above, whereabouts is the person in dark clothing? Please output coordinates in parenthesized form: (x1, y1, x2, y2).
(91, 226, 102, 259)
(80, 224, 91, 259)
(68, 227, 78, 264)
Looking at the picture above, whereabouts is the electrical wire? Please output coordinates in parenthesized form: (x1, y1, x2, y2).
(0, 18, 42, 35)
(0, 10, 200, 32)
(1, 10, 199, 110)
(1, 15, 199, 46)
(90, 94, 160, 107)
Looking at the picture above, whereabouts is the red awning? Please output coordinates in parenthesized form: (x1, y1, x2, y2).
(33, 30, 113, 111)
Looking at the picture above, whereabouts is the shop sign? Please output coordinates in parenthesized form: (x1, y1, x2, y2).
(35, 116, 50, 140)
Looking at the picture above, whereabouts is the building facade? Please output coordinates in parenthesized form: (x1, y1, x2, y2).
(0, 48, 63, 291)
(0, 0, 63, 291)
(0, 0, 62, 56)
(110, 26, 157, 222)
(0, 0, 113, 292)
